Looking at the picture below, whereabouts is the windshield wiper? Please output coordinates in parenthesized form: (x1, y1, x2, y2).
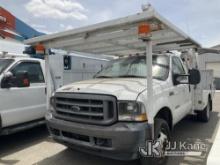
(117, 75, 146, 78)
(95, 75, 114, 78)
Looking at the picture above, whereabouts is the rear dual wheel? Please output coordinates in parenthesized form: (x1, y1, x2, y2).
(197, 99, 211, 122)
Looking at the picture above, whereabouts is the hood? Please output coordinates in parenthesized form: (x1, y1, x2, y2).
(57, 78, 163, 101)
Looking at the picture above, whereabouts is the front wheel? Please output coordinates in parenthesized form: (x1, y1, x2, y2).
(197, 100, 211, 122)
(140, 118, 171, 165)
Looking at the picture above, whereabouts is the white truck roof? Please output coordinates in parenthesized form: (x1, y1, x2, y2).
(24, 5, 201, 56)
(0, 52, 28, 58)
(0, 52, 44, 63)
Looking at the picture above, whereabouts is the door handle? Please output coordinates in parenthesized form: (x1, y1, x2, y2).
(169, 91, 174, 96)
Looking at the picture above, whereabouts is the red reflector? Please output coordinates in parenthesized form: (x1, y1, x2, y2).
(23, 78, 29, 86)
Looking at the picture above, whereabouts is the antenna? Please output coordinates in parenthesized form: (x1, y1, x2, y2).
(142, 3, 152, 11)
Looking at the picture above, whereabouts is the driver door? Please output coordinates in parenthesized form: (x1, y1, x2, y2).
(0, 61, 46, 128)
(171, 57, 192, 123)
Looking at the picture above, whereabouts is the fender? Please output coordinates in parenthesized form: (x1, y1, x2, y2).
(152, 96, 173, 122)
(136, 90, 174, 125)
(202, 91, 211, 110)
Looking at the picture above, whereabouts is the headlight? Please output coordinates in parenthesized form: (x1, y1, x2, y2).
(46, 96, 55, 120)
(50, 96, 56, 111)
(118, 101, 147, 121)
(45, 111, 53, 120)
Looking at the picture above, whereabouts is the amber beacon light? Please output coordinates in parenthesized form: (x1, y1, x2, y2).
(35, 43, 45, 55)
(138, 23, 152, 39)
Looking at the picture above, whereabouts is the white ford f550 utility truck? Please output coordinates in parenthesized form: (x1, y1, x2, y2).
(47, 53, 213, 164)
(0, 52, 46, 135)
(24, 5, 214, 165)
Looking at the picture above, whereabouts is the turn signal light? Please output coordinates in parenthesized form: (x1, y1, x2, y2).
(135, 113, 148, 122)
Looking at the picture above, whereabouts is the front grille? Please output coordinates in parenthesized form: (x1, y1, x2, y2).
(53, 93, 117, 125)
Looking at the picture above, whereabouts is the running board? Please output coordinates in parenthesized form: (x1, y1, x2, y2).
(0, 119, 46, 135)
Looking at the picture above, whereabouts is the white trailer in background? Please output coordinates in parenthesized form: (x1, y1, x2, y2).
(49, 51, 112, 90)
(25, 4, 214, 164)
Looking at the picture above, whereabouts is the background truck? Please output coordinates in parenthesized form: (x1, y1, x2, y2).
(0, 52, 46, 135)
(24, 4, 215, 165)
(0, 51, 110, 135)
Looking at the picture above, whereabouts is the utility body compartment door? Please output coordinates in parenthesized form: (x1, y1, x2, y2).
(194, 70, 214, 111)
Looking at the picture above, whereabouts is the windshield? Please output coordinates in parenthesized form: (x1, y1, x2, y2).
(95, 55, 170, 80)
(0, 59, 14, 74)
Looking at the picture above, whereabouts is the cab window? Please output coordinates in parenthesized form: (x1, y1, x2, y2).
(172, 57, 186, 75)
(95, 55, 170, 80)
(172, 56, 187, 84)
(11, 62, 44, 83)
(0, 59, 14, 74)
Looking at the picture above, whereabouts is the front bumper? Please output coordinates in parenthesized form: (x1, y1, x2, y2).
(47, 117, 151, 160)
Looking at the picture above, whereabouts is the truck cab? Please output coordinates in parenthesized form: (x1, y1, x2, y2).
(46, 53, 210, 164)
(0, 53, 46, 135)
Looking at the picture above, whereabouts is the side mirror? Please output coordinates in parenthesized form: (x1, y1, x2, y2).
(1, 71, 30, 88)
(173, 74, 188, 86)
(1, 72, 13, 88)
(189, 69, 201, 85)
(173, 69, 201, 86)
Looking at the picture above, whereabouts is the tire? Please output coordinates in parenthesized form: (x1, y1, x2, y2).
(140, 118, 171, 165)
(210, 98, 213, 111)
(0, 114, 2, 132)
(197, 100, 211, 122)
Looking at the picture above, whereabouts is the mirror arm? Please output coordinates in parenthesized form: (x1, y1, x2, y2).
(177, 82, 190, 84)
(178, 74, 190, 77)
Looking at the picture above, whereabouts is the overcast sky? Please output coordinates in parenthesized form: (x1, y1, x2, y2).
(1, 0, 220, 47)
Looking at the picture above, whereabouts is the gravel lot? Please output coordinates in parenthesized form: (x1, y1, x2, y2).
(1, 93, 220, 165)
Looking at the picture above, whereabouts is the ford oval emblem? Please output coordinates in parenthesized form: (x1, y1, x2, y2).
(71, 105, 80, 112)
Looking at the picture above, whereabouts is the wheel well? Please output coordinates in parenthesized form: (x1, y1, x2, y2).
(155, 107, 173, 130)
(208, 94, 212, 111)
